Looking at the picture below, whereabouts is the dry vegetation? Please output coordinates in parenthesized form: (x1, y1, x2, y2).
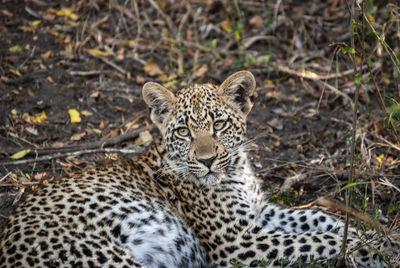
(0, 0, 399, 263)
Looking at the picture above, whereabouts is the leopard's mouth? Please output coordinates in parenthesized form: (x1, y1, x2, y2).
(188, 160, 228, 186)
(196, 172, 221, 186)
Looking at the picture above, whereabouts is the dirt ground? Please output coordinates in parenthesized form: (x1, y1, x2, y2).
(1, 0, 399, 244)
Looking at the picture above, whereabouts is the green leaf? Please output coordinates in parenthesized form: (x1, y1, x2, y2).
(349, 48, 356, 54)
(340, 181, 368, 191)
(8, 45, 23, 53)
(367, 58, 374, 67)
(385, 112, 393, 129)
(211, 39, 217, 49)
(364, 76, 371, 84)
(258, 55, 271, 63)
(354, 73, 361, 86)
(341, 47, 349, 54)
(10, 149, 31, 159)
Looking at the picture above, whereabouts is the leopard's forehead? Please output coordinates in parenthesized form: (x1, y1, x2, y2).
(172, 84, 228, 130)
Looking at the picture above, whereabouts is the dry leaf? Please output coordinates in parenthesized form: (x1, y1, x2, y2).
(115, 105, 126, 112)
(43, 8, 57, 20)
(108, 129, 118, 138)
(250, 16, 264, 28)
(68, 109, 81, 124)
(47, 76, 55, 83)
(90, 91, 101, 98)
(99, 121, 107, 128)
(125, 121, 139, 131)
(26, 127, 38, 136)
(0, 25, 8, 33)
(32, 111, 47, 124)
(41, 50, 54, 59)
(221, 20, 232, 33)
(80, 110, 93, 116)
(9, 69, 22, 77)
(56, 8, 78, 21)
(57, 160, 72, 169)
(136, 130, 153, 144)
(34, 172, 47, 181)
(1, 9, 13, 17)
(70, 132, 86, 141)
(264, 80, 275, 89)
(27, 89, 35, 97)
(136, 74, 145, 84)
(144, 60, 164, 77)
(105, 153, 119, 160)
(87, 48, 109, 57)
(194, 65, 208, 78)
(52, 141, 64, 147)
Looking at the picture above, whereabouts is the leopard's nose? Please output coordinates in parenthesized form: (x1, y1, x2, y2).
(198, 156, 216, 168)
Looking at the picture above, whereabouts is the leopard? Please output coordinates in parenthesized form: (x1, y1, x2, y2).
(0, 71, 398, 268)
(141, 71, 399, 267)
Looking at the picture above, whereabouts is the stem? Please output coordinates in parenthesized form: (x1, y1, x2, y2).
(341, 0, 363, 257)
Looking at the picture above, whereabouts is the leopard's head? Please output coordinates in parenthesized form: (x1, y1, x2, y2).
(143, 71, 256, 186)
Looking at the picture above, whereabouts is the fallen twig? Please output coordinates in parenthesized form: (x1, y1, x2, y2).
(69, 70, 103, 76)
(4, 124, 155, 157)
(96, 55, 127, 74)
(148, 0, 173, 30)
(0, 147, 145, 166)
(317, 197, 400, 240)
(0, 172, 12, 183)
(313, 79, 354, 106)
(273, 62, 380, 80)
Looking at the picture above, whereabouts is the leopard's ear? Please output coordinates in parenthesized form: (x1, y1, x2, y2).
(218, 71, 256, 115)
(142, 82, 176, 126)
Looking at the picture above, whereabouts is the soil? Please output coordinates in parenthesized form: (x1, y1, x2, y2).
(1, 0, 399, 240)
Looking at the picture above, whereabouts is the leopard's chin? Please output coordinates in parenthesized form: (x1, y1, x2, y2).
(196, 172, 222, 186)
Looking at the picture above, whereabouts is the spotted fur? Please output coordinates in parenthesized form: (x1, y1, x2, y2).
(0, 154, 208, 267)
(1, 71, 398, 268)
(144, 71, 399, 267)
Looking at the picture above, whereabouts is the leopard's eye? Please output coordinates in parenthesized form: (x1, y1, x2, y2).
(213, 120, 226, 131)
(175, 127, 190, 138)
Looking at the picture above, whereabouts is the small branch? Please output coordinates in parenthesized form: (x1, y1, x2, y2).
(313, 79, 354, 106)
(132, 0, 142, 55)
(69, 70, 103, 76)
(96, 55, 127, 74)
(148, 0, 173, 30)
(0, 147, 145, 166)
(374, 135, 400, 152)
(18, 46, 36, 70)
(4, 125, 155, 157)
(0, 172, 12, 183)
(273, 62, 377, 80)
(317, 197, 400, 240)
